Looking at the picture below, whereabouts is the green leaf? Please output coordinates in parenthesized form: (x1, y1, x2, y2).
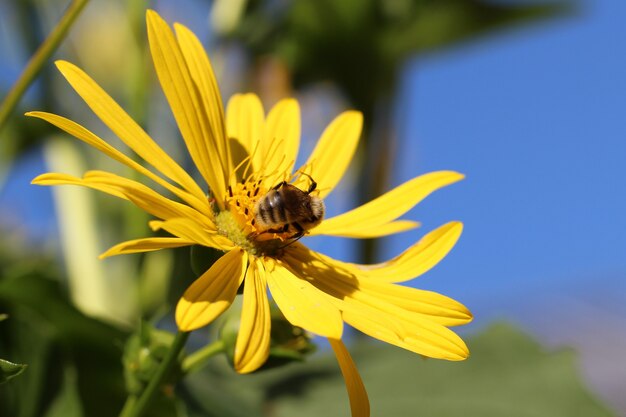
(0, 313, 7, 321)
(0, 358, 27, 384)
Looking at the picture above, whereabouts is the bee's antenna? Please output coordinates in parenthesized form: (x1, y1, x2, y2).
(295, 171, 317, 194)
(262, 138, 289, 182)
(230, 153, 253, 186)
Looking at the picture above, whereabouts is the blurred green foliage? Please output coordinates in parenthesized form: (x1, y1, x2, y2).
(0, 247, 128, 417)
(181, 324, 614, 417)
(227, 0, 568, 113)
(123, 322, 177, 396)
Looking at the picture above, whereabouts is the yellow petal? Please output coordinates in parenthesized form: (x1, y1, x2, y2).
(302, 222, 463, 283)
(354, 278, 472, 326)
(176, 249, 247, 331)
(27, 112, 212, 217)
(295, 111, 362, 198)
(329, 339, 370, 417)
(32, 172, 126, 199)
(310, 220, 419, 238)
(325, 287, 469, 359)
(54, 60, 205, 202)
(282, 245, 469, 359)
(341, 303, 469, 360)
(100, 237, 194, 259)
(283, 244, 470, 327)
(147, 10, 227, 205)
(355, 222, 463, 282)
(174, 22, 231, 202)
(313, 171, 464, 236)
(234, 257, 271, 374)
(261, 98, 300, 185)
(226, 93, 265, 171)
(34, 171, 213, 227)
(265, 259, 343, 338)
(150, 218, 234, 251)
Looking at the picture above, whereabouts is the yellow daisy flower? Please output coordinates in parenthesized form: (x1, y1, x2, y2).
(30, 10, 472, 416)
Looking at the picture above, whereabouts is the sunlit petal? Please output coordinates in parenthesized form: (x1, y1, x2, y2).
(175, 22, 231, 203)
(234, 257, 271, 374)
(147, 10, 227, 205)
(262, 98, 300, 185)
(355, 222, 463, 282)
(353, 278, 472, 326)
(305, 222, 463, 283)
(100, 237, 194, 259)
(329, 339, 370, 417)
(150, 218, 234, 250)
(176, 249, 247, 331)
(226, 93, 265, 172)
(283, 243, 471, 327)
(340, 302, 469, 360)
(28, 112, 211, 217)
(294, 111, 362, 198)
(313, 171, 464, 235)
(266, 259, 343, 339)
(33, 171, 213, 227)
(310, 220, 419, 238)
(54, 60, 206, 201)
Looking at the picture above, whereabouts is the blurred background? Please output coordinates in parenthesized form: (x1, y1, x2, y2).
(0, 0, 624, 416)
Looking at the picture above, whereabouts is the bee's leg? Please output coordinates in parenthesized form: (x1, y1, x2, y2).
(258, 225, 289, 236)
(291, 222, 305, 240)
(279, 223, 305, 249)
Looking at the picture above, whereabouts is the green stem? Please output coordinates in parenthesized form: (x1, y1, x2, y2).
(182, 340, 225, 374)
(0, 0, 90, 134)
(118, 396, 137, 417)
(119, 331, 190, 417)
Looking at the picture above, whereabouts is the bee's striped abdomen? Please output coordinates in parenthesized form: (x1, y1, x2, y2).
(257, 190, 287, 227)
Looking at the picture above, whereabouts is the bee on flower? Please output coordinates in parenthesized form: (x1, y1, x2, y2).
(30, 10, 472, 416)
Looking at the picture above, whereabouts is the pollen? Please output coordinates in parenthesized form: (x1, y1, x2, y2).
(214, 210, 257, 254)
(224, 178, 264, 235)
(216, 175, 293, 255)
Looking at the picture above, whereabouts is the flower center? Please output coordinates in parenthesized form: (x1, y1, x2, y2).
(213, 176, 289, 257)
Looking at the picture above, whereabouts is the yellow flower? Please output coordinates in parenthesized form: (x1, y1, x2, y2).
(30, 10, 472, 417)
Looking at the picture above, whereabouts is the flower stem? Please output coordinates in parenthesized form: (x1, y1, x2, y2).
(119, 331, 190, 417)
(0, 0, 90, 134)
(182, 340, 225, 374)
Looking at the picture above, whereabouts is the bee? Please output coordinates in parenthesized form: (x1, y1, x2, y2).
(254, 174, 325, 240)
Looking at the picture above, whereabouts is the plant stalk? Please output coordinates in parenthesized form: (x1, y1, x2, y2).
(0, 0, 90, 133)
(119, 331, 190, 417)
(182, 340, 225, 374)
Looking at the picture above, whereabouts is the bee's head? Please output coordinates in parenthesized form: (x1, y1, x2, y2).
(302, 196, 325, 229)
